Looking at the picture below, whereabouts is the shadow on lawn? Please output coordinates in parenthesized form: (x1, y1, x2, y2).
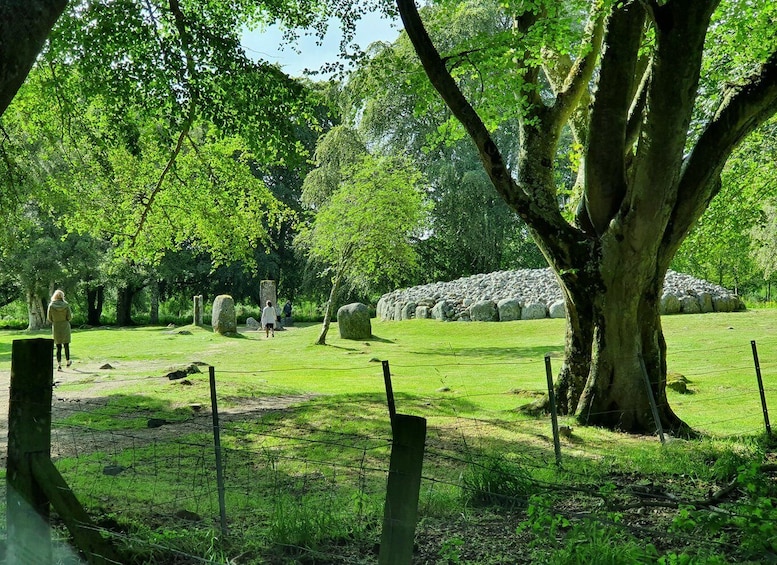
(408, 344, 564, 361)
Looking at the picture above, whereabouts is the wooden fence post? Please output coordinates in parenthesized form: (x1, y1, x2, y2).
(379, 413, 427, 565)
(7, 338, 54, 564)
(7, 338, 121, 564)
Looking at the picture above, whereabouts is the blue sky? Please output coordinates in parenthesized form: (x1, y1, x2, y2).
(241, 12, 401, 77)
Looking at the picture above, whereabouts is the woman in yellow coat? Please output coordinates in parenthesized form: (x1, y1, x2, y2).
(47, 289, 72, 371)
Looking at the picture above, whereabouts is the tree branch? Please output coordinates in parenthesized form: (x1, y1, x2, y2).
(583, 2, 646, 235)
(395, 0, 577, 249)
(0, 0, 67, 117)
(395, 0, 514, 193)
(131, 0, 199, 245)
(625, 0, 719, 239)
(663, 47, 777, 260)
(551, 0, 606, 129)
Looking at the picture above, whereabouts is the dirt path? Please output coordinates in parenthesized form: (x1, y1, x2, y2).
(0, 364, 316, 466)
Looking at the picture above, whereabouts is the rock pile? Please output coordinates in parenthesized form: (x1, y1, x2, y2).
(376, 268, 744, 322)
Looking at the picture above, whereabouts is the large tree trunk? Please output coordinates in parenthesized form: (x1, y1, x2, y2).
(26, 290, 47, 330)
(553, 271, 596, 415)
(116, 285, 136, 326)
(86, 285, 104, 326)
(572, 258, 688, 435)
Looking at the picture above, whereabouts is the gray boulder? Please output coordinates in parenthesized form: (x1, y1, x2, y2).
(212, 295, 237, 334)
(431, 300, 454, 321)
(661, 293, 682, 315)
(698, 292, 714, 313)
(338, 303, 372, 339)
(679, 295, 701, 314)
(415, 305, 430, 319)
(246, 317, 261, 330)
(469, 300, 498, 322)
(549, 300, 566, 319)
(401, 302, 417, 320)
(497, 299, 522, 321)
(521, 302, 548, 320)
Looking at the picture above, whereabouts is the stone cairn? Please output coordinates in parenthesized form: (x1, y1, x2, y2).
(377, 268, 745, 322)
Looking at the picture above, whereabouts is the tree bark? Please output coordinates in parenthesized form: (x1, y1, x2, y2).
(86, 285, 104, 326)
(0, 0, 67, 117)
(116, 285, 136, 326)
(26, 290, 46, 331)
(575, 263, 687, 434)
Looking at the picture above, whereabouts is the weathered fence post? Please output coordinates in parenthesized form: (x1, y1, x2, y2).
(7, 338, 54, 564)
(544, 354, 563, 466)
(751, 340, 772, 436)
(379, 413, 427, 565)
(7, 338, 121, 564)
(209, 366, 229, 535)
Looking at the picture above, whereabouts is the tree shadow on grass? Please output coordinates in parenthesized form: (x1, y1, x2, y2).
(408, 344, 563, 361)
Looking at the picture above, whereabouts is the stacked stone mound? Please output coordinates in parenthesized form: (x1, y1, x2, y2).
(376, 268, 744, 322)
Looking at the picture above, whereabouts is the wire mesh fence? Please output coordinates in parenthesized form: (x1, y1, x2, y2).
(2, 334, 776, 563)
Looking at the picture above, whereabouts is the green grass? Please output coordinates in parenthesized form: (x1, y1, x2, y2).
(2, 311, 777, 562)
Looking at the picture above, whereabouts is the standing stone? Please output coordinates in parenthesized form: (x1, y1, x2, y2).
(260, 280, 277, 312)
(212, 295, 237, 335)
(260, 280, 280, 328)
(338, 303, 372, 339)
(193, 295, 204, 326)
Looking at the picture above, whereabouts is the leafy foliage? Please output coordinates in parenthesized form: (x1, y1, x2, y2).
(299, 152, 428, 294)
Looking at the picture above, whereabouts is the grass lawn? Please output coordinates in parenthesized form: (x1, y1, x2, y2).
(0, 310, 775, 563)
(2, 308, 773, 435)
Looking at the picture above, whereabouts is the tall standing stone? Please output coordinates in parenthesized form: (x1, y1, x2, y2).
(260, 280, 277, 310)
(212, 295, 237, 335)
(260, 280, 280, 328)
(193, 295, 204, 326)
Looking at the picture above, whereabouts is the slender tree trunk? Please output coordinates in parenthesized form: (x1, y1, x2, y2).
(86, 285, 104, 326)
(26, 290, 46, 331)
(316, 271, 343, 346)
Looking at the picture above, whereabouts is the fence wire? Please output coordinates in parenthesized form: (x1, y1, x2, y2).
(1, 336, 776, 563)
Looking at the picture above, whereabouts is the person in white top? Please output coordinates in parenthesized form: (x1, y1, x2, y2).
(260, 300, 276, 338)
